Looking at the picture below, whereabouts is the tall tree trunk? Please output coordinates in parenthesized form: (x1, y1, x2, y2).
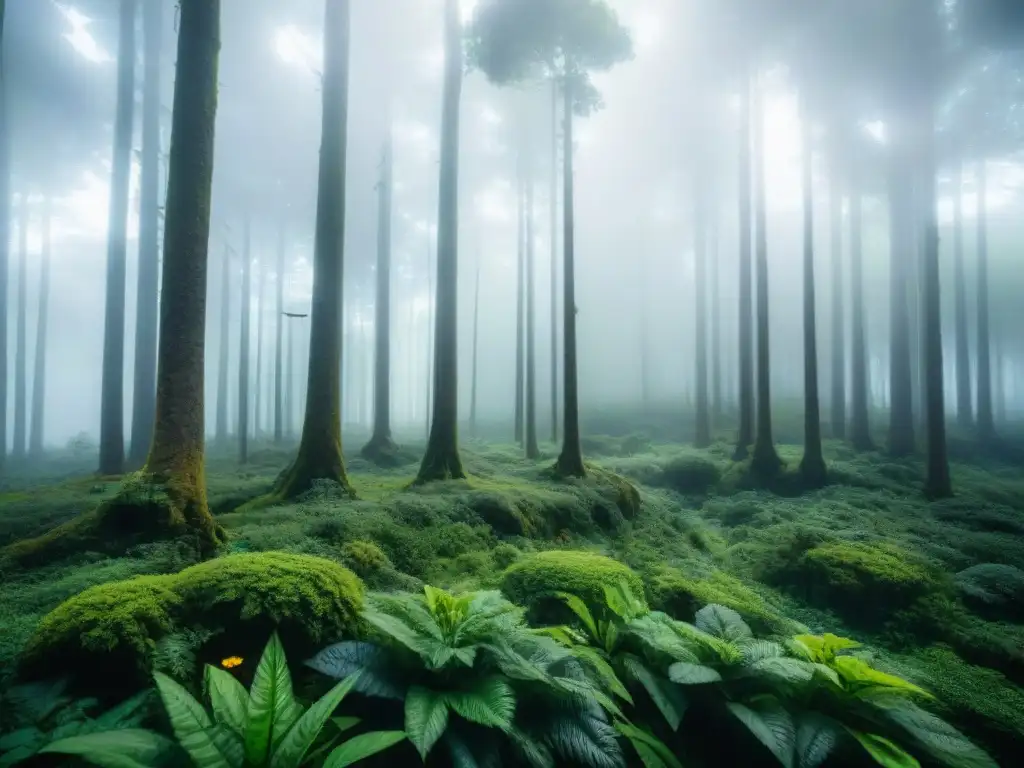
(99, 0, 137, 476)
(994, 341, 1006, 424)
(416, 0, 466, 482)
(129, 0, 162, 467)
(514, 166, 525, 445)
(798, 105, 826, 484)
(750, 72, 781, 477)
(554, 75, 585, 478)
(848, 165, 873, 450)
(275, 0, 354, 496)
(12, 192, 26, 459)
(29, 195, 51, 456)
(829, 167, 845, 439)
(254, 254, 266, 438)
(710, 210, 722, 424)
(975, 158, 994, 442)
(887, 140, 915, 456)
(920, 113, 952, 498)
(425, 241, 434, 440)
(274, 222, 285, 442)
(693, 173, 711, 448)
(0, 0, 7, 472)
(951, 159, 971, 429)
(549, 77, 559, 443)
(285, 318, 295, 438)
(469, 253, 481, 436)
(735, 68, 755, 460)
(363, 134, 398, 460)
(525, 173, 540, 459)
(238, 219, 251, 464)
(215, 243, 231, 442)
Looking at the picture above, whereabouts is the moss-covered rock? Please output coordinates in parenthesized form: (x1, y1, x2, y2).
(500, 550, 645, 622)
(652, 454, 722, 495)
(955, 564, 1024, 622)
(463, 491, 534, 536)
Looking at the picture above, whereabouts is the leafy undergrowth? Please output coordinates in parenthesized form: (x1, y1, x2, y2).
(2, 430, 1024, 761)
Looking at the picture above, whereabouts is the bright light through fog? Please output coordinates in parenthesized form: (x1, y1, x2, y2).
(480, 105, 502, 126)
(864, 120, 886, 143)
(460, 0, 480, 25)
(55, 4, 112, 63)
(629, 11, 661, 53)
(274, 24, 323, 72)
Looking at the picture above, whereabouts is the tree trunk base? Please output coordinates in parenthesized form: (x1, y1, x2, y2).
(1, 471, 223, 568)
(553, 448, 586, 479)
(798, 453, 828, 488)
(414, 443, 467, 484)
(732, 443, 751, 461)
(272, 447, 356, 501)
(750, 441, 783, 479)
(849, 431, 875, 452)
(360, 434, 404, 467)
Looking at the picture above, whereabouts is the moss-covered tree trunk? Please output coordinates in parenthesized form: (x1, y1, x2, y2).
(514, 164, 525, 446)
(99, 0, 137, 476)
(129, 0, 162, 468)
(734, 68, 755, 461)
(750, 73, 781, 477)
(215, 243, 231, 443)
(887, 137, 915, 457)
(469, 255, 481, 437)
(828, 166, 845, 440)
(798, 105, 826, 485)
(275, 0, 355, 497)
(238, 219, 252, 464)
(0, 0, 8, 473)
(274, 223, 285, 443)
(951, 159, 971, 430)
(362, 134, 399, 461)
(525, 173, 540, 459)
(416, 0, 466, 483)
(549, 77, 559, 444)
(29, 196, 51, 456)
(554, 75, 585, 479)
(12, 191, 26, 459)
(848, 165, 873, 451)
(693, 171, 711, 449)
(975, 158, 995, 443)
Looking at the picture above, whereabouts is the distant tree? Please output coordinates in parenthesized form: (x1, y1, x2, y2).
(847, 156, 873, 451)
(692, 153, 711, 449)
(274, 221, 285, 443)
(469, 253, 481, 437)
(951, 158, 971, 429)
(254, 252, 267, 437)
(99, 0, 137, 476)
(215, 243, 232, 443)
(12, 191, 26, 459)
(514, 158, 525, 446)
(238, 218, 252, 464)
(0, 0, 8, 473)
(524, 169, 540, 460)
(469, 0, 632, 478)
(548, 78, 560, 444)
(28, 195, 51, 456)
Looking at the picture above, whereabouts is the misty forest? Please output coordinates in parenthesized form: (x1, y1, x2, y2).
(3, 0, 1024, 766)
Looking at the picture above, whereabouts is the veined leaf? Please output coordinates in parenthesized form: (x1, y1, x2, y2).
(602, 580, 647, 623)
(331, 717, 361, 733)
(204, 666, 249, 736)
(833, 657, 931, 699)
(245, 634, 302, 765)
(556, 592, 599, 639)
(445, 677, 516, 731)
(615, 722, 685, 768)
(154, 672, 238, 768)
(571, 645, 633, 703)
(795, 713, 842, 768)
(305, 641, 405, 700)
(364, 609, 433, 660)
(545, 714, 623, 768)
(38, 729, 176, 768)
(883, 703, 998, 768)
(794, 634, 860, 663)
(323, 731, 407, 768)
(667, 662, 723, 685)
(534, 626, 581, 647)
(749, 657, 816, 684)
(92, 692, 152, 730)
(851, 731, 921, 768)
(727, 700, 796, 768)
(739, 639, 786, 664)
(622, 654, 688, 731)
(509, 730, 555, 768)
(270, 671, 361, 768)
(405, 686, 449, 760)
(694, 604, 752, 643)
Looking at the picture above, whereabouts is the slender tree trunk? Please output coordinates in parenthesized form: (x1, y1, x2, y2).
(99, 0, 137, 476)
(525, 173, 540, 459)
(254, 254, 266, 438)
(888, 140, 915, 456)
(798, 105, 826, 484)
(951, 159, 971, 429)
(238, 218, 251, 464)
(29, 196, 51, 456)
(710, 209, 722, 424)
(693, 172, 711, 448)
(735, 69, 754, 459)
(416, 0, 466, 482)
(285, 319, 294, 438)
(469, 253, 481, 436)
(994, 341, 1005, 424)
(549, 77, 559, 443)
(425, 241, 434, 440)
(514, 165, 525, 445)
(274, 222, 285, 442)
(975, 158, 994, 442)
(750, 72, 781, 476)
(848, 165, 873, 450)
(829, 166, 845, 439)
(920, 111, 952, 498)
(275, 0, 354, 496)
(0, 0, 7, 472)
(363, 133, 398, 460)
(12, 192, 26, 459)
(215, 244, 231, 442)
(555, 75, 585, 478)
(129, 0, 161, 467)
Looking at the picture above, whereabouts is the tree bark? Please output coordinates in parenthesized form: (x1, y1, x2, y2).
(750, 72, 781, 477)
(12, 191, 26, 459)
(848, 165, 873, 450)
(693, 171, 711, 448)
(99, 0, 136, 476)
(416, 0, 466, 482)
(887, 139, 915, 457)
(238, 218, 251, 464)
(525, 172, 540, 459)
(798, 105, 826, 485)
(549, 77, 559, 443)
(514, 161, 525, 446)
(828, 166, 845, 439)
(215, 243, 231, 443)
(129, 0, 162, 467)
(975, 158, 994, 442)
(274, 222, 285, 442)
(29, 196, 51, 456)
(951, 159, 971, 429)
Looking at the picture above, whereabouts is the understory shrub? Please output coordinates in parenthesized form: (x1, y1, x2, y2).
(955, 563, 1024, 622)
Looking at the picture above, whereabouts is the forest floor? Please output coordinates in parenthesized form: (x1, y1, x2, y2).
(1, 423, 1023, 758)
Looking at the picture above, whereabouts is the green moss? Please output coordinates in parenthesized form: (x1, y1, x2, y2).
(955, 564, 1024, 621)
(652, 454, 722, 495)
(340, 539, 391, 577)
(500, 550, 645, 620)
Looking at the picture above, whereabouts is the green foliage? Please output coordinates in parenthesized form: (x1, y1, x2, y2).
(338, 539, 391, 577)
(954, 564, 1024, 621)
(154, 633, 405, 768)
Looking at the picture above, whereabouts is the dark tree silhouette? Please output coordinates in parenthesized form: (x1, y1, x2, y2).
(734, 72, 754, 459)
(0, 0, 7, 473)
(951, 159, 972, 429)
(28, 195, 51, 456)
(274, 222, 285, 443)
(238, 219, 252, 464)
(215, 243, 231, 443)
(12, 192, 26, 459)
(525, 171, 540, 459)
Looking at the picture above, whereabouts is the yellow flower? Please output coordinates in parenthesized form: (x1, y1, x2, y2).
(221, 656, 243, 669)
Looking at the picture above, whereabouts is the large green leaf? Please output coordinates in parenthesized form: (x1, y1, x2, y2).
(749, 657, 816, 685)
(204, 666, 249, 737)
(851, 732, 921, 768)
(622, 655, 688, 731)
(727, 700, 795, 768)
(270, 671, 361, 768)
(667, 662, 723, 685)
(323, 731, 407, 768)
(602, 580, 647, 623)
(92, 692, 153, 730)
(245, 634, 303, 765)
(572, 646, 633, 703)
(556, 592, 599, 639)
(154, 672, 239, 768)
(445, 677, 516, 731)
(364, 608, 434, 660)
(883, 703, 998, 768)
(304, 642, 405, 700)
(405, 686, 450, 760)
(615, 722, 685, 768)
(39, 729, 175, 768)
(795, 713, 841, 768)
(694, 604, 752, 643)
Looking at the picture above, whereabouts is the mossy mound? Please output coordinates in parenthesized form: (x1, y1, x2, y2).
(955, 564, 1024, 622)
(651, 454, 722, 495)
(19, 552, 363, 690)
(500, 550, 645, 622)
